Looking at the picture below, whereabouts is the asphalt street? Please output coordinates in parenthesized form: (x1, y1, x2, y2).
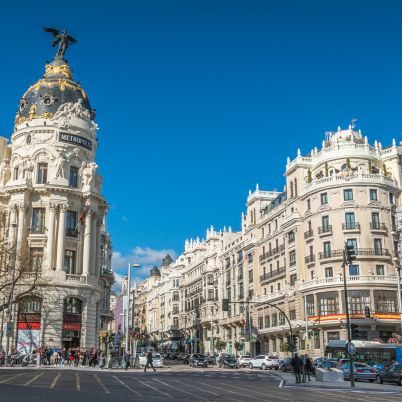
(0, 366, 402, 402)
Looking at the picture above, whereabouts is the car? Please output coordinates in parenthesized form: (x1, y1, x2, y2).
(238, 355, 251, 368)
(249, 355, 280, 370)
(183, 354, 190, 365)
(217, 353, 229, 368)
(341, 362, 376, 382)
(189, 354, 208, 368)
(206, 354, 217, 365)
(220, 355, 238, 369)
(152, 353, 164, 368)
(376, 364, 402, 385)
(279, 357, 293, 372)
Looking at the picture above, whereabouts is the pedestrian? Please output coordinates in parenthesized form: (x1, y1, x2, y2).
(144, 350, 156, 372)
(99, 350, 105, 369)
(304, 354, 312, 381)
(291, 353, 303, 383)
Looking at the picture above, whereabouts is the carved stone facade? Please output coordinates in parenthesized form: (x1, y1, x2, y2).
(0, 56, 113, 351)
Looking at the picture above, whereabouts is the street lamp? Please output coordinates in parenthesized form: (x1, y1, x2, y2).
(125, 262, 140, 357)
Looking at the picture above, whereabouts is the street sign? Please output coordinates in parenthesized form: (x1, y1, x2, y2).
(6, 321, 13, 337)
(306, 342, 311, 351)
(346, 342, 356, 355)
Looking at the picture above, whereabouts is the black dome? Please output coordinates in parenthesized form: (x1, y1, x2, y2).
(15, 58, 92, 126)
(150, 266, 161, 277)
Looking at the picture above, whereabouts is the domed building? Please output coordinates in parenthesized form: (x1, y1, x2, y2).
(0, 40, 113, 353)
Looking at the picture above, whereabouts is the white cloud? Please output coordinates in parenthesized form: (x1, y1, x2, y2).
(111, 246, 177, 293)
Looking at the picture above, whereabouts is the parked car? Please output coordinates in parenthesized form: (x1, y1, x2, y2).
(238, 355, 251, 368)
(206, 354, 217, 365)
(279, 357, 293, 372)
(220, 355, 238, 369)
(139, 353, 163, 368)
(217, 353, 228, 368)
(183, 354, 190, 365)
(341, 362, 376, 382)
(376, 364, 402, 385)
(189, 354, 208, 368)
(249, 355, 280, 370)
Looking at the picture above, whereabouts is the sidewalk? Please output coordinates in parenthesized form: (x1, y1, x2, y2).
(273, 370, 402, 393)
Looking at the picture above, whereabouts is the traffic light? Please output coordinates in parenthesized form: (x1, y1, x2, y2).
(222, 299, 229, 312)
(351, 324, 359, 339)
(344, 242, 356, 264)
(364, 306, 371, 319)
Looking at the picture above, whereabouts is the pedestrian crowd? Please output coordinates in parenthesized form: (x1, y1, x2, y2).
(291, 353, 313, 383)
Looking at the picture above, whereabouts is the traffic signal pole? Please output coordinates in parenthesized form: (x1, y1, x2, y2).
(343, 244, 355, 388)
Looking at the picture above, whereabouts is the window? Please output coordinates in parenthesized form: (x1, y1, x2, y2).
(238, 283, 244, 299)
(258, 317, 263, 329)
(29, 248, 43, 272)
(173, 317, 179, 327)
(389, 192, 395, 205)
(320, 193, 328, 205)
(172, 305, 179, 314)
(289, 309, 296, 320)
(247, 253, 253, 263)
(289, 231, 295, 243)
(289, 250, 296, 267)
(327, 332, 340, 342)
(19, 298, 41, 313)
(306, 295, 315, 316)
(248, 269, 253, 283)
(343, 189, 353, 201)
(290, 274, 297, 286)
(264, 315, 270, 328)
(325, 267, 333, 278)
(369, 189, 378, 201)
(376, 265, 385, 276)
(37, 163, 48, 184)
(32, 208, 45, 233)
(277, 283, 281, 291)
(207, 289, 214, 301)
(64, 250, 76, 274)
(371, 212, 380, 229)
(226, 270, 231, 284)
(279, 312, 285, 325)
(322, 215, 330, 230)
(342, 290, 370, 313)
(374, 290, 397, 313)
(318, 291, 339, 315)
(323, 241, 331, 258)
(69, 166, 79, 188)
(66, 210, 78, 237)
(271, 313, 278, 327)
(344, 212, 356, 229)
(307, 199, 311, 210)
(374, 239, 382, 255)
(13, 167, 19, 180)
(310, 270, 315, 280)
(238, 265, 243, 280)
(349, 265, 359, 276)
(64, 297, 82, 314)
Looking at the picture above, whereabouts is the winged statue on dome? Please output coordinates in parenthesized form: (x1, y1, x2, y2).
(43, 27, 77, 58)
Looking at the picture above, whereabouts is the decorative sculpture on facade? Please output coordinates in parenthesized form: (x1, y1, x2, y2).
(80, 161, 98, 191)
(0, 160, 11, 187)
(54, 151, 67, 179)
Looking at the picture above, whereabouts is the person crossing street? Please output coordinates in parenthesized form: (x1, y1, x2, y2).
(144, 350, 156, 372)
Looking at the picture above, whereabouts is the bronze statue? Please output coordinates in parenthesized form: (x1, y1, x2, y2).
(43, 27, 77, 59)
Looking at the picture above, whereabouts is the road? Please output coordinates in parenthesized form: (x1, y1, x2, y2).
(0, 365, 402, 402)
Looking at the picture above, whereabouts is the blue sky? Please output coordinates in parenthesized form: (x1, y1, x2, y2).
(1, 0, 402, 287)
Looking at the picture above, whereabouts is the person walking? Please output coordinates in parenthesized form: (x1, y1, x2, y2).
(291, 353, 303, 383)
(144, 350, 156, 372)
(124, 351, 131, 370)
(304, 354, 312, 381)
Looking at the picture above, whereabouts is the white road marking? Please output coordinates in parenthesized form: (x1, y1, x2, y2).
(94, 374, 110, 394)
(153, 378, 209, 401)
(173, 379, 218, 396)
(50, 372, 61, 388)
(0, 373, 25, 384)
(131, 377, 173, 399)
(24, 372, 44, 386)
(113, 375, 142, 396)
(199, 382, 246, 402)
(76, 372, 80, 391)
(222, 382, 289, 401)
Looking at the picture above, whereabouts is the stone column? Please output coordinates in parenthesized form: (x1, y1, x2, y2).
(56, 205, 66, 272)
(47, 204, 56, 271)
(17, 204, 25, 250)
(90, 213, 97, 276)
(94, 215, 103, 277)
(9, 206, 17, 243)
(82, 210, 92, 276)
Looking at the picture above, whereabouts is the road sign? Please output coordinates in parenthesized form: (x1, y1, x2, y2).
(6, 321, 13, 337)
(346, 342, 356, 355)
(306, 342, 311, 351)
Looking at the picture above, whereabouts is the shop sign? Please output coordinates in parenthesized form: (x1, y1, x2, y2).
(17, 322, 41, 330)
(63, 323, 81, 331)
(59, 132, 92, 151)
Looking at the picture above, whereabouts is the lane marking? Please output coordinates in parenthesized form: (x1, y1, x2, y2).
(94, 374, 110, 394)
(173, 379, 218, 396)
(0, 373, 25, 384)
(199, 382, 247, 402)
(113, 376, 141, 396)
(222, 382, 289, 402)
(76, 373, 80, 391)
(131, 377, 173, 399)
(50, 372, 61, 389)
(24, 372, 44, 386)
(153, 378, 209, 401)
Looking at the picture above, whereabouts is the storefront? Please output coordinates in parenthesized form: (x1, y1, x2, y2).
(62, 297, 82, 348)
(17, 297, 41, 353)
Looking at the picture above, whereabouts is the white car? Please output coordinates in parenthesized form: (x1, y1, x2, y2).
(238, 355, 251, 367)
(139, 353, 164, 368)
(249, 355, 280, 370)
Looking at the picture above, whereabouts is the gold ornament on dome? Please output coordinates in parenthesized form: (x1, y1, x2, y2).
(15, 112, 54, 126)
(23, 78, 87, 99)
(45, 64, 72, 79)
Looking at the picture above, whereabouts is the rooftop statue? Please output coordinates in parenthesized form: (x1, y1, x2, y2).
(43, 27, 77, 59)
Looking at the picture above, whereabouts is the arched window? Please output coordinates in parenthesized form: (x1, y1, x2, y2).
(290, 181, 294, 198)
(64, 297, 82, 314)
(19, 297, 41, 313)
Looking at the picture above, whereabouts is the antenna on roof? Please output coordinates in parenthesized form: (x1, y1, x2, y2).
(351, 118, 357, 130)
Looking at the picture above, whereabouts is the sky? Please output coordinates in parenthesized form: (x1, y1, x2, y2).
(1, 0, 402, 288)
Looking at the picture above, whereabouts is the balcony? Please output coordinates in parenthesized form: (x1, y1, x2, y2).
(318, 225, 332, 236)
(100, 267, 114, 279)
(305, 255, 315, 265)
(29, 225, 46, 235)
(260, 266, 286, 282)
(342, 222, 360, 232)
(319, 249, 344, 260)
(355, 248, 390, 257)
(300, 275, 398, 291)
(304, 229, 314, 240)
(370, 222, 387, 232)
(66, 228, 79, 238)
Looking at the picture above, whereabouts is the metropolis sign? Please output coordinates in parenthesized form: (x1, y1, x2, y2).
(59, 132, 93, 151)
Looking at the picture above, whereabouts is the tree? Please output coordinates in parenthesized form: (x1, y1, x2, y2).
(215, 339, 227, 352)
